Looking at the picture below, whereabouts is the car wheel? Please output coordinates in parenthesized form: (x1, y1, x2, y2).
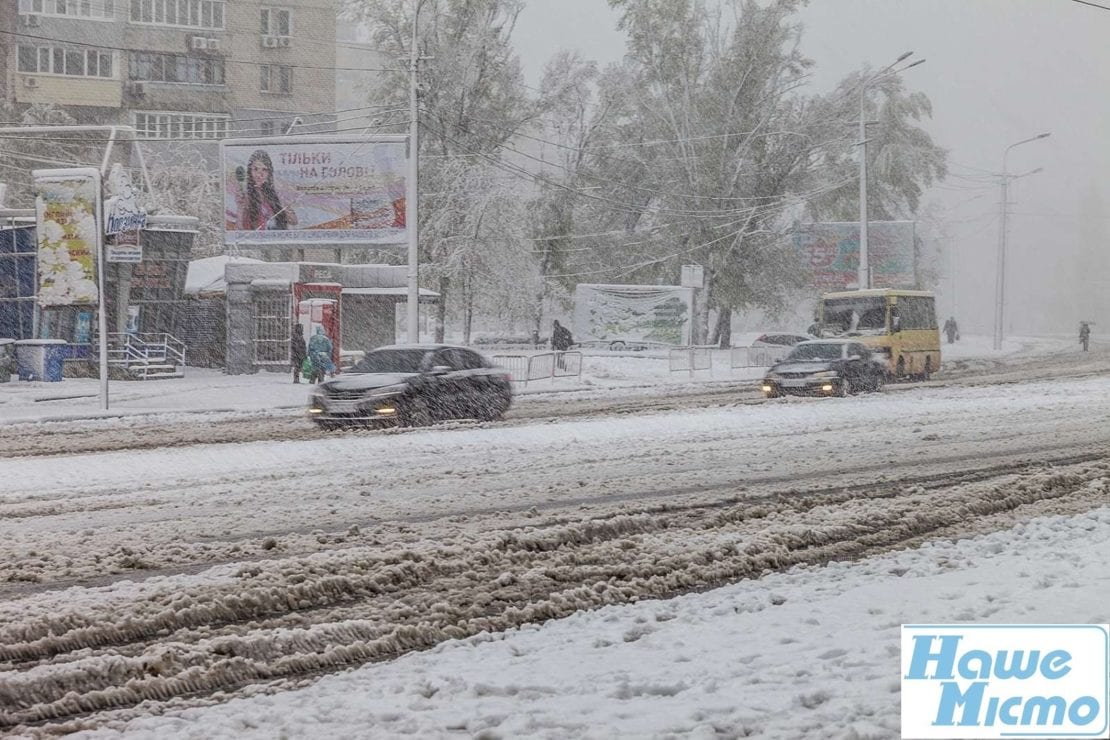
(399, 398, 433, 428)
(476, 393, 509, 422)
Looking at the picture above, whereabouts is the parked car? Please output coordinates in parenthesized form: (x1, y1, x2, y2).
(751, 333, 814, 348)
(308, 344, 512, 429)
(761, 339, 885, 398)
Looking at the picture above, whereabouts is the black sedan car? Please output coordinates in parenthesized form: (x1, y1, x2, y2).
(308, 344, 512, 429)
(761, 339, 885, 398)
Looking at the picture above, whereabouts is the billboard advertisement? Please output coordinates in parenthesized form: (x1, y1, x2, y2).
(794, 221, 916, 290)
(33, 168, 102, 306)
(573, 284, 694, 346)
(221, 136, 407, 247)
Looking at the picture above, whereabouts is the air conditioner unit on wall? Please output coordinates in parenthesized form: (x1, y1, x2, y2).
(20, 14, 41, 27)
(277, 37, 290, 47)
(262, 35, 278, 48)
(23, 77, 39, 88)
(190, 36, 208, 50)
(128, 81, 145, 96)
(206, 38, 220, 52)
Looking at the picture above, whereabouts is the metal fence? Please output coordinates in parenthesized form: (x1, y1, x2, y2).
(729, 345, 790, 368)
(491, 351, 583, 385)
(668, 346, 714, 375)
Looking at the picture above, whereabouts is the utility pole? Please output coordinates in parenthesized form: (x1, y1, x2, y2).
(857, 53, 924, 289)
(405, 0, 424, 344)
(993, 132, 1050, 350)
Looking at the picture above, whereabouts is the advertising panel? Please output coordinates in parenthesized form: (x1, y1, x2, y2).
(221, 136, 407, 247)
(794, 221, 916, 290)
(573, 284, 694, 346)
(33, 168, 102, 306)
(106, 230, 142, 264)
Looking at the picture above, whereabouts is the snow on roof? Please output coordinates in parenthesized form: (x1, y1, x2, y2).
(185, 255, 263, 296)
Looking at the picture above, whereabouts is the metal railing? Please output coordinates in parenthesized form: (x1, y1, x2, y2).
(729, 345, 790, 368)
(492, 351, 583, 385)
(107, 332, 186, 369)
(668, 346, 714, 376)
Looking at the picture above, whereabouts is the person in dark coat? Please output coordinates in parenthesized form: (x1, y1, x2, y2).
(943, 317, 959, 344)
(551, 320, 573, 351)
(1080, 321, 1091, 352)
(291, 324, 308, 383)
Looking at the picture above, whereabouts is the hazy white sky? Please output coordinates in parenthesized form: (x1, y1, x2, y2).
(514, 0, 1110, 336)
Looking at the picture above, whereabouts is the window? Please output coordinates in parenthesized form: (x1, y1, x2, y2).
(260, 7, 291, 36)
(260, 64, 292, 94)
(16, 44, 114, 77)
(129, 52, 223, 84)
(129, 0, 223, 28)
(131, 111, 229, 140)
(897, 297, 937, 331)
(19, 0, 115, 19)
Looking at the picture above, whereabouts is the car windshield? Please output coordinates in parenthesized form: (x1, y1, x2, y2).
(787, 343, 844, 362)
(822, 297, 887, 336)
(351, 349, 429, 374)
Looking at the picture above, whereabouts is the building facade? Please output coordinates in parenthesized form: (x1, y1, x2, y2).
(4, 0, 337, 143)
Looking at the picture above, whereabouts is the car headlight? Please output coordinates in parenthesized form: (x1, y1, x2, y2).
(813, 370, 838, 379)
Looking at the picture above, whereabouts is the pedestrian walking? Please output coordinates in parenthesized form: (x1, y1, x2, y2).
(1080, 321, 1091, 352)
(308, 327, 335, 383)
(551, 320, 573, 370)
(943, 316, 960, 344)
(291, 323, 308, 383)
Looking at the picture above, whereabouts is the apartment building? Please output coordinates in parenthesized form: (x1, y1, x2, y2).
(3, 0, 337, 145)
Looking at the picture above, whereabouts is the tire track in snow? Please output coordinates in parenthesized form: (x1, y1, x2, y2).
(1, 460, 1107, 732)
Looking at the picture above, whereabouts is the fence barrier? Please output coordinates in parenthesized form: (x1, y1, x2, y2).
(492, 351, 583, 385)
(729, 345, 790, 368)
(667, 346, 714, 375)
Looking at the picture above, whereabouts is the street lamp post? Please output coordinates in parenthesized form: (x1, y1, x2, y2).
(405, 0, 425, 344)
(993, 132, 1050, 350)
(857, 53, 924, 290)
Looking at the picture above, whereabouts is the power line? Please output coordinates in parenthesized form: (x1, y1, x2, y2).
(1071, 0, 1110, 10)
(0, 103, 406, 130)
(0, 28, 396, 73)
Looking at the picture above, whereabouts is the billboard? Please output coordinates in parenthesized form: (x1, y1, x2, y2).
(573, 284, 694, 346)
(222, 136, 407, 248)
(33, 168, 102, 306)
(794, 221, 916, 290)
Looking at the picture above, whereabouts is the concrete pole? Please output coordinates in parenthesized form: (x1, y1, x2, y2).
(405, 0, 423, 344)
(993, 133, 1049, 350)
(858, 86, 869, 290)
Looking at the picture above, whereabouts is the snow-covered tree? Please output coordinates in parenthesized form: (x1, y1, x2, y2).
(573, 0, 830, 344)
(143, 145, 224, 257)
(0, 103, 87, 208)
(343, 0, 539, 339)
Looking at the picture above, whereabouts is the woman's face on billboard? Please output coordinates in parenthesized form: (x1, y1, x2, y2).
(249, 160, 271, 187)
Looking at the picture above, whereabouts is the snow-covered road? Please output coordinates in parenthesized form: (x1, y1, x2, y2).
(1, 346, 1109, 735)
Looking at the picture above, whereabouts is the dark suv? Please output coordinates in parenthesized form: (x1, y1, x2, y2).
(309, 344, 512, 429)
(761, 340, 885, 398)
